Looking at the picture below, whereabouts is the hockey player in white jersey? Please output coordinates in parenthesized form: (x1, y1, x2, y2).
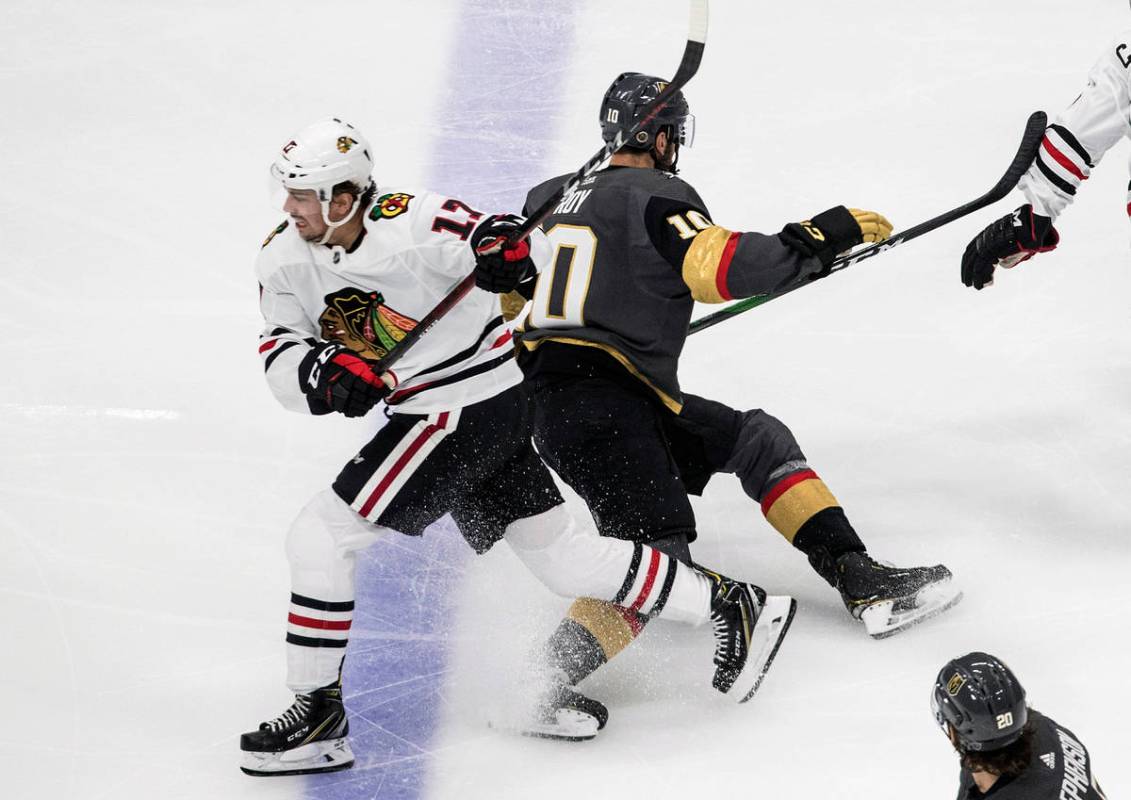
(240, 118, 795, 775)
(962, 29, 1131, 288)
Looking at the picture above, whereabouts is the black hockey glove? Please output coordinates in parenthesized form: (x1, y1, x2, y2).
(471, 214, 537, 294)
(780, 206, 893, 276)
(961, 204, 1058, 290)
(298, 342, 389, 418)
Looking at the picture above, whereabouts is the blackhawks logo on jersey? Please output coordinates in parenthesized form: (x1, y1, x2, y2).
(369, 192, 413, 221)
(318, 287, 418, 360)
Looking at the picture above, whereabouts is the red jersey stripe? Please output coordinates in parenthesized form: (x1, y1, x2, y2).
(714, 232, 742, 302)
(358, 413, 450, 517)
(1042, 137, 1087, 182)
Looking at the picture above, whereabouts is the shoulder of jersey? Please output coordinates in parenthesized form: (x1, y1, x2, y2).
(582, 166, 696, 199)
(364, 188, 427, 227)
(1098, 30, 1131, 68)
(363, 187, 457, 243)
(636, 168, 698, 198)
(256, 218, 311, 283)
(527, 174, 571, 212)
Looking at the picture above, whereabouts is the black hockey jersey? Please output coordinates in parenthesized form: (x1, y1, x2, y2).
(956, 711, 1105, 800)
(519, 166, 821, 412)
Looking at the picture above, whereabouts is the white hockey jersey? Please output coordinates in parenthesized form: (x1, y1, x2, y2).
(256, 188, 550, 415)
(1019, 30, 1131, 222)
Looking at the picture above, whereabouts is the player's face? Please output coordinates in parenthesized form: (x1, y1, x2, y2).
(283, 189, 328, 241)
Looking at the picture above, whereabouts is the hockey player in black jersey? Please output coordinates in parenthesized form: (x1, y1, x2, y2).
(932, 652, 1106, 799)
(473, 72, 961, 737)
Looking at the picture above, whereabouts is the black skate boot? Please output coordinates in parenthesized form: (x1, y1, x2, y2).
(830, 551, 962, 639)
(703, 569, 797, 703)
(240, 682, 353, 776)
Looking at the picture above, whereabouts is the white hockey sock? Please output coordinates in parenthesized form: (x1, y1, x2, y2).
(284, 488, 385, 693)
(504, 506, 710, 626)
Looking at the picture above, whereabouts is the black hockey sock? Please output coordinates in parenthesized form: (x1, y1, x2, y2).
(791, 507, 866, 589)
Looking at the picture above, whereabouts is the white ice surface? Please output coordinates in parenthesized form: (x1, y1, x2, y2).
(2, 1, 1128, 799)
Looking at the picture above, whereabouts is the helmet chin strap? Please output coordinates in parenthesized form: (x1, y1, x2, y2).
(316, 196, 359, 245)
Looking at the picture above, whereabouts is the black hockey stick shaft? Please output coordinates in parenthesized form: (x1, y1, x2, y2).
(687, 110, 1048, 337)
(507, 0, 708, 246)
(375, 0, 709, 373)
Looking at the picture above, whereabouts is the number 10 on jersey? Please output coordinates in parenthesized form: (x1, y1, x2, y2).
(529, 224, 597, 327)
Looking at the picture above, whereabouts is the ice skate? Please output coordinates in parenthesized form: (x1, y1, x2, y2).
(522, 681, 609, 742)
(834, 551, 962, 639)
(704, 570, 796, 703)
(240, 682, 354, 776)
(489, 671, 609, 743)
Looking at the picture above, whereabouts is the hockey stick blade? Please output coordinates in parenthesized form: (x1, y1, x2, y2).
(687, 110, 1048, 336)
(375, 0, 709, 373)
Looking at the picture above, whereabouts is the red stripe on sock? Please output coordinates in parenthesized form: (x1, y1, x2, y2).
(258, 339, 278, 353)
(287, 613, 352, 631)
(358, 412, 450, 517)
(1042, 137, 1086, 181)
(760, 468, 819, 515)
(614, 606, 645, 637)
(628, 550, 662, 611)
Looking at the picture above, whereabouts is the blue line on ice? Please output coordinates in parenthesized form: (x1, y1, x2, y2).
(304, 3, 576, 798)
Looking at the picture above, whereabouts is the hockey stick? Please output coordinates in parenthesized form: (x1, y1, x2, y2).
(375, 0, 710, 373)
(687, 110, 1048, 337)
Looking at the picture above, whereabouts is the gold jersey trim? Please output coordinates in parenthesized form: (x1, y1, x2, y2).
(522, 336, 683, 413)
(681, 225, 735, 304)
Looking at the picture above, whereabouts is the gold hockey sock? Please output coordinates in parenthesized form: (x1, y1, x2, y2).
(544, 598, 649, 686)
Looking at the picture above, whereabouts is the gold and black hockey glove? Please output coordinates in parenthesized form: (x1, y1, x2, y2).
(780, 206, 893, 273)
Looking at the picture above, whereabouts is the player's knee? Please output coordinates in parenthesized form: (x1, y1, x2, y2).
(730, 409, 806, 502)
(505, 506, 618, 599)
(285, 488, 382, 566)
(503, 504, 571, 553)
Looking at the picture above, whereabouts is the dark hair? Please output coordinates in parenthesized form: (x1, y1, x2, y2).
(960, 713, 1037, 778)
(332, 180, 375, 208)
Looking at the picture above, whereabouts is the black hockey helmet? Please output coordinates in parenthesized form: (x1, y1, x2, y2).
(931, 652, 1028, 752)
(599, 71, 695, 151)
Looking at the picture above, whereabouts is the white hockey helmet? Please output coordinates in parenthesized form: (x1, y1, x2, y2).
(270, 118, 375, 243)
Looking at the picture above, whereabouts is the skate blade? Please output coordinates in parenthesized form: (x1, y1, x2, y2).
(729, 594, 797, 704)
(488, 708, 599, 742)
(240, 737, 354, 776)
(861, 579, 963, 640)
